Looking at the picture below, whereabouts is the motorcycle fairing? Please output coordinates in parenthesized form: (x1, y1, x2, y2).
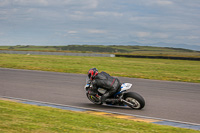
(120, 83, 132, 91)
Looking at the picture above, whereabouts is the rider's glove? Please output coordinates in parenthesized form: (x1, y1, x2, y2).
(87, 80, 92, 85)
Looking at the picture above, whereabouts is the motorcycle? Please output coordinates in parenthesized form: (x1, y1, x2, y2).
(84, 81, 145, 110)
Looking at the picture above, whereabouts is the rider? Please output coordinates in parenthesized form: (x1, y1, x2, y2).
(87, 68, 121, 104)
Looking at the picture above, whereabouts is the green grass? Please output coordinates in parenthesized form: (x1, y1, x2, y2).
(1, 45, 200, 58)
(0, 100, 199, 133)
(0, 54, 200, 83)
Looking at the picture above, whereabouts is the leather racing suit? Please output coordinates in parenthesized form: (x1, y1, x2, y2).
(89, 71, 121, 103)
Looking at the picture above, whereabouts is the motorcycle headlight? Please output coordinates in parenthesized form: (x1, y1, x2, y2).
(84, 84, 90, 90)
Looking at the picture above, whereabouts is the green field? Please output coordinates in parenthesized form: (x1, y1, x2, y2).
(0, 100, 199, 133)
(1, 45, 200, 58)
(0, 54, 200, 83)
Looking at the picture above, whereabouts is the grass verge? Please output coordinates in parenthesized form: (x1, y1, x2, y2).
(0, 99, 199, 133)
(0, 54, 200, 83)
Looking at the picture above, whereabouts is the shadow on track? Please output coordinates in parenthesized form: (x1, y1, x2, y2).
(81, 103, 140, 111)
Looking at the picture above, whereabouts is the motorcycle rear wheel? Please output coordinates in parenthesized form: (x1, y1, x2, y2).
(123, 92, 145, 110)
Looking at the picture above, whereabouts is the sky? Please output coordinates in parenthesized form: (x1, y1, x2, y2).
(0, 0, 200, 48)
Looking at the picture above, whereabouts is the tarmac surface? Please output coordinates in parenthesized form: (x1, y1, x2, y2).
(0, 68, 200, 125)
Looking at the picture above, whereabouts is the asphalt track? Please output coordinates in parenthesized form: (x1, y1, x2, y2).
(0, 68, 200, 124)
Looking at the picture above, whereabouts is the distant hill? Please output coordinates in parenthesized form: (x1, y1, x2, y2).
(118, 41, 200, 51)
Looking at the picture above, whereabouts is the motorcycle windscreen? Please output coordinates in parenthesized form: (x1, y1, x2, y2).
(86, 77, 90, 83)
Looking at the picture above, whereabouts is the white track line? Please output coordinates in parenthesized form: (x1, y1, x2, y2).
(1, 95, 200, 126)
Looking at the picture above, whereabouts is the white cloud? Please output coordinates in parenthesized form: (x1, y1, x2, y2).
(82, 0, 98, 9)
(188, 36, 199, 40)
(154, 0, 173, 5)
(0, 0, 49, 6)
(68, 31, 78, 34)
(133, 32, 169, 39)
(136, 32, 150, 37)
(64, 0, 98, 9)
(94, 11, 123, 17)
(140, 0, 173, 6)
(129, 16, 156, 21)
(0, 32, 4, 36)
(68, 11, 94, 21)
(87, 29, 107, 34)
(154, 33, 169, 39)
(159, 23, 199, 30)
(0, 0, 9, 6)
(0, 0, 98, 9)
(177, 36, 199, 40)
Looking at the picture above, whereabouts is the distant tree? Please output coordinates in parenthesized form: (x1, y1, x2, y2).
(8, 46, 14, 49)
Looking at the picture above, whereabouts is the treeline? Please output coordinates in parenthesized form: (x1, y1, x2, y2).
(116, 54, 200, 61)
(59, 45, 128, 53)
(4, 45, 198, 53)
(55, 45, 198, 53)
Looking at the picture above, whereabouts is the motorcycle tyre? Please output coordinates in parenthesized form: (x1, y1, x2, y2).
(123, 92, 145, 110)
(86, 93, 102, 105)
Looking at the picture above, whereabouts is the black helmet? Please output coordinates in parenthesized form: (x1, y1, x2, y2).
(88, 68, 98, 80)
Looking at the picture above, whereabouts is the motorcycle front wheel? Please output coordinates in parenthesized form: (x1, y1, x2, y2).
(86, 93, 102, 105)
(123, 92, 145, 110)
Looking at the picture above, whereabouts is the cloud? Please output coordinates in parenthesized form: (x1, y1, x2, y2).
(132, 31, 169, 39)
(87, 29, 107, 34)
(0, 0, 200, 47)
(94, 11, 123, 17)
(3, 0, 98, 9)
(154, 0, 173, 5)
(137, 0, 173, 6)
(177, 35, 199, 40)
(0, 32, 4, 36)
(64, 0, 98, 9)
(129, 16, 156, 22)
(136, 32, 150, 37)
(0, 0, 49, 6)
(68, 11, 95, 21)
(187, 36, 199, 40)
(68, 31, 78, 34)
(0, 0, 9, 6)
